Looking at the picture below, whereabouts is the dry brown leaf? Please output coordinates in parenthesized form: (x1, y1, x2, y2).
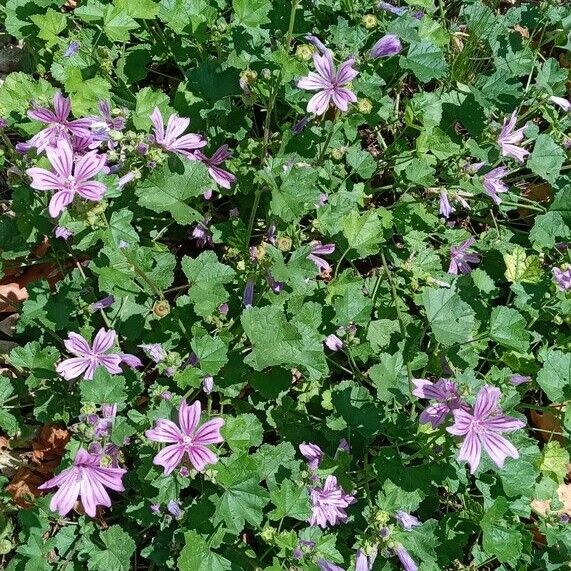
(32, 424, 70, 464)
(530, 405, 566, 445)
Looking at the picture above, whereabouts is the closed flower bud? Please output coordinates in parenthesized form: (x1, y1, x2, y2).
(358, 98, 373, 114)
(240, 69, 258, 85)
(153, 300, 170, 318)
(260, 526, 276, 542)
(331, 147, 345, 160)
(362, 13, 378, 28)
(296, 44, 314, 61)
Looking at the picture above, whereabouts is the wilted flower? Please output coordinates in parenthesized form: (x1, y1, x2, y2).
(150, 503, 161, 514)
(27, 92, 92, 151)
(38, 448, 126, 517)
(549, 96, 571, 112)
(395, 511, 421, 531)
(355, 548, 377, 571)
(196, 145, 236, 189)
(395, 545, 418, 571)
(483, 167, 509, 205)
(63, 41, 80, 57)
(510, 374, 531, 386)
(191, 218, 213, 248)
(150, 107, 206, 158)
(117, 171, 136, 189)
(371, 34, 402, 58)
(56, 328, 131, 381)
(439, 191, 454, 218)
(325, 334, 343, 351)
(377, 1, 407, 15)
(297, 45, 358, 115)
(292, 114, 311, 134)
(412, 378, 468, 428)
(309, 475, 356, 528)
(299, 442, 323, 470)
(145, 400, 224, 475)
(167, 500, 183, 519)
(448, 237, 480, 275)
(26, 140, 106, 218)
(139, 343, 166, 363)
(91, 295, 115, 311)
(202, 376, 214, 394)
(338, 438, 350, 453)
(497, 111, 529, 163)
(317, 561, 345, 571)
(309, 241, 335, 273)
(447, 385, 525, 474)
(243, 279, 255, 308)
(218, 303, 229, 315)
(553, 266, 571, 291)
(54, 226, 73, 240)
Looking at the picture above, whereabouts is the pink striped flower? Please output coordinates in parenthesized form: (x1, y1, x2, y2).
(497, 111, 529, 163)
(38, 448, 126, 517)
(196, 145, 236, 190)
(145, 400, 224, 475)
(308, 241, 336, 273)
(309, 475, 356, 528)
(150, 107, 206, 158)
(297, 47, 358, 115)
(447, 385, 525, 474)
(26, 140, 106, 218)
(412, 378, 468, 428)
(28, 92, 92, 151)
(56, 328, 132, 381)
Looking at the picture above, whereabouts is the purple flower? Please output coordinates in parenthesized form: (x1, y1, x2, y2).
(483, 167, 509, 205)
(266, 272, 284, 294)
(167, 500, 183, 519)
(91, 100, 125, 133)
(26, 140, 106, 218)
(38, 448, 126, 517)
(202, 376, 214, 394)
(91, 295, 115, 311)
(395, 511, 421, 531)
(64, 41, 80, 57)
(117, 172, 136, 189)
(191, 218, 213, 248)
(27, 92, 92, 151)
(309, 475, 356, 528)
(119, 353, 143, 369)
(377, 1, 407, 15)
(448, 237, 480, 275)
(325, 334, 343, 351)
(94, 404, 117, 438)
(379, 526, 390, 538)
(412, 378, 468, 428)
(395, 545, 417, 571)
(309, 241, 335, 273)
(447, 385, 525, 474)
(150, 503, 161, 514)
(549, 96, 571, 112)
(371, 34, 402, 58)
(299, 442, 323, 470)
(0, 118, 7, 129)
(510, 374, 531, 386)
(355, 548, 377, 571)
(145, 400, 224, 475)
(305, 35, 329, 54)
(497, 111, 529, 163)
(150, 107, 206, 158)
(297, 48, 358, 115)
(243, 279, 255, 308)
(439, 191, 455, 219)
(54, 226, 73, 240)
(218, 303, 229, 315)
(161, 391, 173, 401)
(56, 328, 127, 381)
(553, 266, 571, 291)
(195, 145, 236, 189)
(317, 561, 345, 571)
(338, 438, 350, 453)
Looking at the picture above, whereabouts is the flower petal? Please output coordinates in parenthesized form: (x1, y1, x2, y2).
(458, 432, 481, 474)
(56, 357, 90, 380)
(91, 328, 116, 354)
(153, 443, 185, 475)
(46, 140, 73, 179)
(146, 418, 183, 443)
(179, 400, 201, 436)
(193, 417, 224, 445)
(481, 432, 519, 469)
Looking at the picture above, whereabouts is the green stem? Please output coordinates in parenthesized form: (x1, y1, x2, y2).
(245, 188, 262, 250)
(316, 118, 337, 165)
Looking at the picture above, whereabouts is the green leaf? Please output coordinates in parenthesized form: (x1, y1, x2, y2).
(221, 414, 264, 452)
(103, 6, 138, 42)
(232, 0, 271, 27)
(132, 87, 170, 130)
(268, 479, 311, 521)
(503, 247, 542, 284)
(345, 147, 377, 179)
(177, 531, 231, 571)
(115, 0, 158, 19)
(191, 333, 228, 376)
(136, 161, 213, 225)
(342, 210, 390, 258)
(536, 348, 570, 402)
(241, 306, 327, 380)
(422, 287, 477, 346)
(528, 134, 565, 184)
(270, 167, 320, 224)
(80, 369, 127, 405)
(401, 42, 448, 83)
(480, 498, 524, 563)
(181, 251, 236, 317)
(529, 211, 570, 250)
(489, 307, 530, 352)
(30, 8, 67, 46)
(88, 526, 135, 571)
(540, 441, 570, 484)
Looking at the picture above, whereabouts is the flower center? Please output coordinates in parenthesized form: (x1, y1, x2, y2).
(182, 435, 193, 446)
(64, 176, 78, 192)
(470, 419, 487, 435)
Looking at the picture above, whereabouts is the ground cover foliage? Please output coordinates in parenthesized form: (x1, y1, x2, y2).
(0, 0, 570, 569)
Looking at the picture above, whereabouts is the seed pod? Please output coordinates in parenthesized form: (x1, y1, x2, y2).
(152, 300, 170, 318)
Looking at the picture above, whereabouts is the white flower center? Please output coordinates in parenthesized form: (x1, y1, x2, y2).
(182, 435, 193, 446)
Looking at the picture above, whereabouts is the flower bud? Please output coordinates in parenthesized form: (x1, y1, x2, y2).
(296, 44, 314, 61)
(331, 147, 345, 160)
(362, 14, 378, 29)
(276, 236, 292, 251)
(358, 98, 373, 114)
